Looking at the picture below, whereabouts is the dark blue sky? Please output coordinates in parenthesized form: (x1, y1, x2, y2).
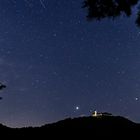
(0, 0, 140, 127)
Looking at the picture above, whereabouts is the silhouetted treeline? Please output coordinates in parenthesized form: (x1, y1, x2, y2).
(83, 0, 140, 26)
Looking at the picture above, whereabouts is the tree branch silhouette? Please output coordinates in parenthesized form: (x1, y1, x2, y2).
(0, 83, 6, 90)
(83, 0, 140, 27)
(0, 83, 6, 100)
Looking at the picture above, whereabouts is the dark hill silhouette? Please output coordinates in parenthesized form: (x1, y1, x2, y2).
(0, 115, 140, 138)
(42, 116, 134, 129)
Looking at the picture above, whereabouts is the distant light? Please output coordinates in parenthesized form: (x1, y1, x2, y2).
(135, 97, 139, 101)
(92, 110, 97, 117)
(76, 106, 79, 110)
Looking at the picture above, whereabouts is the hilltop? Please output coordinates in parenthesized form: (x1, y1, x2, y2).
(0, 115, 139, 138)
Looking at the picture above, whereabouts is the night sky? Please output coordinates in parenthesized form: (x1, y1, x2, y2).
(0, 0, 140, 127)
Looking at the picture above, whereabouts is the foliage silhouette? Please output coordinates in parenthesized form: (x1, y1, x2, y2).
(83, 0, 140, 27)
(0, 83, 6, 90)
(0, 83, 6, 100)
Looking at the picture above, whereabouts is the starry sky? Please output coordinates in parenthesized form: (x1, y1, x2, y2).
(0, 0, 140, 127)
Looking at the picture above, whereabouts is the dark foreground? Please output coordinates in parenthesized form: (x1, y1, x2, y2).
(0, 116, 140, 138)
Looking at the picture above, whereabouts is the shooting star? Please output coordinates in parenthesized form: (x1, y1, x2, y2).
(40, 0, 46, 9)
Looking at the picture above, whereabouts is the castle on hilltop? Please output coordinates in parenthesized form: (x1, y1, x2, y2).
(92, 111, 112, 117)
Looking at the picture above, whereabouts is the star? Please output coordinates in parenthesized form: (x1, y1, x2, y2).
(75, 106, 80, 110)
(53, 32, 57, 37)
(135, 97, 139, 101)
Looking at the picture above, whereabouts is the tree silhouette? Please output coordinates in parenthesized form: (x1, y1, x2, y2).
(0, 83, 6, 100)
(83, 0, 140, 27)
(0, 83, 6, 90)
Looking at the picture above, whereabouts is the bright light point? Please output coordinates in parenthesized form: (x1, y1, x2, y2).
(92, 110, 98, 117)
(76, 106, 79, 110)
(135, 97, 139, 101)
